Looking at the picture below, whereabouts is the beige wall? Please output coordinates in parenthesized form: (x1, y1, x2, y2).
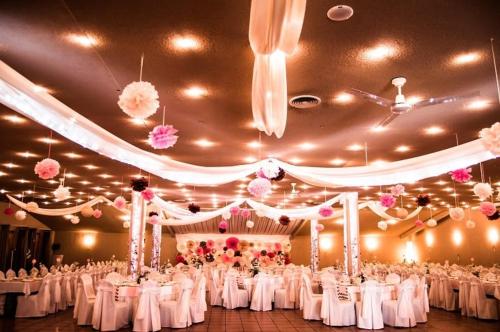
(53, 230, 178, 266)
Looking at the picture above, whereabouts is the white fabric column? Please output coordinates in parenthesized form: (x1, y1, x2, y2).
(151, 224, 162, 271)
(129, 191, 146, 279)
(310, 219, 319, 273)
(342, 192, 360, 276)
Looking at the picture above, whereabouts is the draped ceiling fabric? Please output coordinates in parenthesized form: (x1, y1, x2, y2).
(249, 0, 307, 138)
(0, 60, 496, 188)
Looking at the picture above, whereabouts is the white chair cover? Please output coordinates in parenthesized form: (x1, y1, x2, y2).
(160, 278, 194, 328)
(92, 279, 129, 331)
(412, 276, 429, 323)
(15, 275, 51, 318)
(275, 270, 296, 309)
(48, 272, 62, 313)
(18, 268, 28, 278)
(300, 273, 322, 320)
(209, 269, 223, 306)
(356, 280, 384, 329)
(439, 276, 458, 311)
(321, 278, 355, 326)
(190, 275, 207, 323)
(385, 273, 401, 284)
(468, 277, 498, 320)
(250, 273, 272, 311)
(428, 274, 440, 308)
(458, 277, 471, 316)
(30, 267, 39, 277)
(133, 280, 161, 332)
(76, 273, 96, 325)
(6, 269, 16, 279)
(382, 278, 417, 327)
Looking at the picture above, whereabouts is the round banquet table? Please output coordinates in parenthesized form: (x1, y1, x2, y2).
(346, 283, 397, 302)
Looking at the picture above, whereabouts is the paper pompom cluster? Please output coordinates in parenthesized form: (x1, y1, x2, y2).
(260, 162, 281, 179)
(140, 188, 155, 201)
(148, 125, 178, 149)
(81, 205, 94, 218)
(318, 205, 334, 218)
(188, 203, 201, 214)
(480, 202, 496, 217)
(473, 183, 493, 200)
(449, 207, 465, 221)
(130, 177, 148, 192)
(247, 178, 272, 198)
(113, 196, 127, 210)
(379, 193, 396, 208)
(415, 219, 424, 227)
(70, 215, 80, 224)
(416, 194, 431, 207)
(54, 184, 70, 201)
(240, 208, 251, 219)
(449, 168, 472, 183)
(34, 158, 60, 180)
(229, 206, 240, 216)
(118, 81, 159, 119)
(390, 184, 405, 197)
(479, 122, 500, 156)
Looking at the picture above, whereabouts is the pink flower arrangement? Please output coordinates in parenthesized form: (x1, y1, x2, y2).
(449, 168, 472, 183)
(415, 219, 424, 227)
(226, 237, 239, 250)
(141, 188, 155, 201)
(206, 239, 214, 249)
(274, 243, 282, 251)
(113, 196, 127, 210)
(92, 209, 102, 219)
(195, 247, 204, 256)
(318, 205, 334, 217)
(479, 201, 496, 217)
(34, 158, 60, 180)
(247, 178, 272, 198)
(379, 193, 396, 208)
(240, 208, 251, 219)
(229, 206, 240, 216)
(390, 184, 405, 197)
(148, 124, 178, 149)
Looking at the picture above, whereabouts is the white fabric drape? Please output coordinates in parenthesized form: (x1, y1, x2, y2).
(0, 60, 496, 187)
(366, 201, 422, 221)
(249, 0, 307, 138)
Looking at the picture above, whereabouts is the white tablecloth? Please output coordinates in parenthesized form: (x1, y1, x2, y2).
(0, 279, 42, 295)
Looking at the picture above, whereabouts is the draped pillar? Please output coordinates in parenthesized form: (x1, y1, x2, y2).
(310, 219, 319, 273)
(151, 224, 161, 271)
(129, 191, 146, 279)
(342, 192, 360, 276)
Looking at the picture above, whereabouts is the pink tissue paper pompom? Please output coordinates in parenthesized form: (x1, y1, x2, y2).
(148, 125, 178, 149)
(141, 188, 155, 202)
(218, 220, 228, 230)
(206, 240, 214, 249)
(229, 206, 240, 216)
(117, 81, 159, 119)
(92, 209, 102, 219)
(34, 158, 60, 180)
(449, 168, 472, 183)
(415, 219, 424, 227)
(247, 178, 272, 198)
(390, 184, 405, 197)
(148, 215, 160, 224)
(226, 237, 239, 250)
(256, 168, 267, 178)
(315, 224, 325, 232)
(479, 201, 496, 217)
(379, 193, 396, 208)
(318, 205, 334, 218)
(240, 208, 251, 219)
(479, 122, 500, 156)
(113, 196, 127, 210)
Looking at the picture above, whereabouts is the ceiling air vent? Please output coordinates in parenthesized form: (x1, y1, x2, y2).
(289, 95, 322, 109)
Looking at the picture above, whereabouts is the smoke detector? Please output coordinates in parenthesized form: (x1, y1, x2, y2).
(327, 5, 354, 21)
(289, 95, 322, 109)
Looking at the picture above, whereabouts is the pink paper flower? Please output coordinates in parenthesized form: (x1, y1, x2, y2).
(247, 178, 272, 198)
(34, 158, 60, 180)
(229, 206, 240, 216)
(449, 168, 472, 183)
(479, 201, 496, 217)
(415, 219, 424, 227)
(240, 208, 251, 219)
(113, 196, 127, 210)
(390, 184, 405, 196)
(218, 220, 228, 230)
(206, 239, 215, 249)
(141, 188, 155, 201)
(195, 247, 204, 256)
(274, 243, 282, 252)
(148, 124, 178, 149)
(319, 205, 333, 217)
(92, 209, 102, 219)
(226, 237, 239, 250)
(379, 193, 396, 208)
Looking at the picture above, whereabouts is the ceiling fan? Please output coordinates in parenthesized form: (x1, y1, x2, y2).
(349, 77, 479, 127)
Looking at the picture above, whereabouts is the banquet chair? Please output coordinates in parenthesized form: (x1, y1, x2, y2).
(382, 278, 417, 327)
(30, 267, 39, 277)
(48, 272, 62, 313)
(15, 275, 51, 317)
(412, 276, 429, 323)
(439, 275, 458, 311)
(468, 277, 498, 320)
(5, 269, 16, 279)
(190, 275, 207, 323)
(321, 278, 355, 326)
(458, 277, 471, 316)
(428, 274, 440, 308)
(18, 268, 28, 278)
(300, 273, 322, 320)
(40, 266, 49, 277)
(92, 279, 129, 331)
(133, 280, 161, 332)
(0, 271, 4, 315)
(209, 269, 223, 306)
(356, 280, 384, 329)
(105, 272, 125, 284)
(250, 273, 272, 311)
(60, 271, 73, 310)
(160, 278, 194, 328)
(222, 270, 248, 310)
(76, 273, 96, 325)
(385, 273, 401, 284)
(275, 271, 296, 309)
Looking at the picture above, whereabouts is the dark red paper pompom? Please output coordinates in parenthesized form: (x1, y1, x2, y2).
(416, 194, 431, 207)
(270, 168, 286, 181)
(4, 207, 15, 216)
(188, 203, 201, 214)
(148, 211, 159, 217)
(130, 177, 148, 192)
(279, 215, 290, 226)
(487, 210, 500, 221)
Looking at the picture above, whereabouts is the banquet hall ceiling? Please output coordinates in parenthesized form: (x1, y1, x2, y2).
(0, 0, 499, 233)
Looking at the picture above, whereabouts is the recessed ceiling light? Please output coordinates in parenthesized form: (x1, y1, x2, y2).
(371, 159, 388, 166)
(466, 99, 490, 110)
(451, 52, 482, 66)
(330, 158, 345, 166)
(16, 151, 38, 158)
(37, 137, 59, 144)
(3, 115, 27, 124)
(183, 86, 208, 99)
(243, 156, 257, 163)
(361, 43, 397, 62)
(194, 138, 215, 148)
(0, 171, 7, 176)
(32, 85, 53, 94)
(346, 143, 364, 151)
(424, 126, 444, 135)
(16, 179, 30, 183)
(84, 164, 98, 170)
(4, 163, 19, 168)
(65, 33, 100, 48)
(128, 118, 148, 126)
(435, 180, 447, 185)
(247, 141, 262, 149)
(65, 173, 78, 178)
(333, 92, 354, 104)
(298, 142, 316, 150)
(370, 126, 387, 133)
(169, 35, 203, 51)
(395, 145, 410, 152)
(63, 152, 82, 159)
(289, 157, 303, 164)
(406, 95, 423, 105)
(99, 174, 112, 179)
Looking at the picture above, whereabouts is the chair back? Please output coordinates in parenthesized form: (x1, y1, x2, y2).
(80, 273, 95, 299)
(91, 279, 115, 329)
(176, 278, 194, 324)
(360, 280, 382, 319)
(396, 278, 416, 319)
(134, 280, 161, 332)
(386, 273, 401, 284)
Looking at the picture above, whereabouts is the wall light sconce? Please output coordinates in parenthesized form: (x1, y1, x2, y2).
(82, 233, 96, 248)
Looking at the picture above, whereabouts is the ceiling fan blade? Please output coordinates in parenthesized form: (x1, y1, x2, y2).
(413, 91, 480, 109)
(376, 113, 400, 127)
(349, 88, 393, 108)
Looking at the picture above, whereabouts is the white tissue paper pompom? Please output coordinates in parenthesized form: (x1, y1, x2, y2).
(479, 122, 500, 156)
(15, 210, 27, 221)
(260, 161, 280, 179)
(117, 81, 159, 119)
(449, 207, 465, 221)
(377, 220, 388, 231)
(222, 211, 231, 220)
(54, 184, 70, 201)
(426, 218, 437, 227)
(25, 202, 39, 212)
(246, 220, 255, 228)
(473, 182, 493, 200)
(70, 216, 80, 224)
